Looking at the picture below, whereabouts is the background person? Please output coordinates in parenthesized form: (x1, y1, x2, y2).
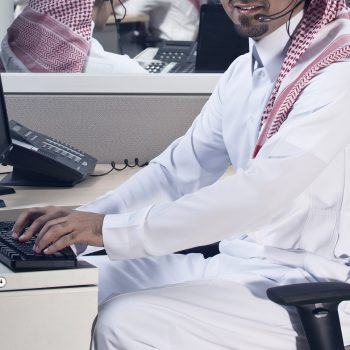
(0, 0, 146, 73)
(116, 0, 204, 41)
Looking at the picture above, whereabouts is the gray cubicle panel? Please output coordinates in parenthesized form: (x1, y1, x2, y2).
(2, 73, 220, 164)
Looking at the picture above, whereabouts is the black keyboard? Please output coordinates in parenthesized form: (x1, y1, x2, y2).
(0, 221, 77, 271)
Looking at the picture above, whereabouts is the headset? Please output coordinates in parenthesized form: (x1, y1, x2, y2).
(254, 0, 305, 23)
(105, 0, 126, 24)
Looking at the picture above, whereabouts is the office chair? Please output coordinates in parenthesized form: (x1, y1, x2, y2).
(183, 245, 350, 349)
(267, 282, 350, 350)
(176, 242, 220, 258)
(89, 242, 349, 349)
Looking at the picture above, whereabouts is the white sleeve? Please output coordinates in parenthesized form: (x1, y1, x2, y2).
(78, 71, 232, 215)
(74, 70, 231, 254)
(99, 64, 350, 260)
(84, 38, 147, 74)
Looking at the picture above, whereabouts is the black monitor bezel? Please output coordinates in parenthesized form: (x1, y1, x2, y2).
(0, 73, 13, 162)
(195, 4, 249, 73)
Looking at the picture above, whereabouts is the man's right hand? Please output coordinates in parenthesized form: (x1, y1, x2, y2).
(12, 206, 73, 241)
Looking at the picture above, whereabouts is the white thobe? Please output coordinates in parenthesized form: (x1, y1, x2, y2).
(82, 12, 350, 349)
(117, 0, 200, 41)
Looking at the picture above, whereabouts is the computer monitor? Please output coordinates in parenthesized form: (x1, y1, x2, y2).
(195, 4, 249, 73)
(0, 74, 15, 207)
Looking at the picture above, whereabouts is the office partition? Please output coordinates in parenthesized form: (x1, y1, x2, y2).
(2, 73, 220, 163)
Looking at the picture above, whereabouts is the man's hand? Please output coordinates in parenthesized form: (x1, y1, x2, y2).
(12, 206, 105, 254)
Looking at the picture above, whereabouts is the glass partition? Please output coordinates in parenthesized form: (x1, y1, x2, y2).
(1, 1, 245, 74)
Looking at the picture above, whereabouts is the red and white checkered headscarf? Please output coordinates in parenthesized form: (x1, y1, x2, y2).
(253, 0, 350, 157)
(5, 0, 94, 72)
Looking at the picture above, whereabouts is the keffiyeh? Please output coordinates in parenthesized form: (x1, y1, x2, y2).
(253, 0, 350, 157)
(2, 0, 94, 72)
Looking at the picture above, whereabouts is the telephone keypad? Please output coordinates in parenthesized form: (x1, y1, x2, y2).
(144, 61, 167, 74)
(41, 139, 84, 164)
(157, 51, 185, 62)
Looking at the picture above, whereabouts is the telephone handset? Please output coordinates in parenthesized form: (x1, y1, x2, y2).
(1, 120, 97, 187)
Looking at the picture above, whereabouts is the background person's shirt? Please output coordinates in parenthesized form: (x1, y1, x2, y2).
(117, 0, 201, 41)
(85, 36, 146, 73)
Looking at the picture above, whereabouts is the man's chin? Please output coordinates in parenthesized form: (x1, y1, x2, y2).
(234, 23, 269, 39)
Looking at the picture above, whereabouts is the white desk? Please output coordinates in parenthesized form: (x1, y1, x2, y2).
(107, 14, 150, 25)
(0, 163, 233, 349)
(0, 261, 98, 350)
(0, 164, 140, 220)
(0, 164, 140, 350)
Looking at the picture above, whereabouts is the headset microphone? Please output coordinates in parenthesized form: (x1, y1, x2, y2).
(254, 0, 304, 23)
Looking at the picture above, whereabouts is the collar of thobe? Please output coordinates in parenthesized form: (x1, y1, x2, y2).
(249, 10, 304, 82)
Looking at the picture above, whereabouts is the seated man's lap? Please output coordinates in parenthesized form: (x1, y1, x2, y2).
(85, 253, 309, 349)
(91, 278, 308, 350)
(82, 252, 211, 304)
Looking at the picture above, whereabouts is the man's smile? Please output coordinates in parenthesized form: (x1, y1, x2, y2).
(234, 3, 266, 15)
(222, 0, 268, 19)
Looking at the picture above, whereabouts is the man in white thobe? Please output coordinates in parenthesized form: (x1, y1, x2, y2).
(11, 0, 350, 348)
(116, 0, 202, 41)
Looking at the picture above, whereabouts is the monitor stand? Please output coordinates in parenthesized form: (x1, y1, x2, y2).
(1, 168, 74, 187)
(0, 186, 15, 195)
(0, 186, 16, 208)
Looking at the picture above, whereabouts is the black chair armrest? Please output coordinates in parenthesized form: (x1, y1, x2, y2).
(87, 242, 221, 258)
(267, 282, 350, 350)
(176, 242, 220, 258)
(267, 282, 350, 306)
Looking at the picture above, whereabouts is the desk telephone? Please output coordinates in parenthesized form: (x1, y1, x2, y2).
(1, 120, 97, 187)
(140, 41, 197, 73)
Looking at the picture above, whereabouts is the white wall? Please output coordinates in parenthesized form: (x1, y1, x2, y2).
(0, 0, 14, 42)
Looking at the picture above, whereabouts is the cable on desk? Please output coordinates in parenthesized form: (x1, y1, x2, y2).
(90, 158, 149, 177)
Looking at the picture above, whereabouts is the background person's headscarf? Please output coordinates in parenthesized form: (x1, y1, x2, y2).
(253, 0, 350, 157)
(2, 0, 94, 72)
